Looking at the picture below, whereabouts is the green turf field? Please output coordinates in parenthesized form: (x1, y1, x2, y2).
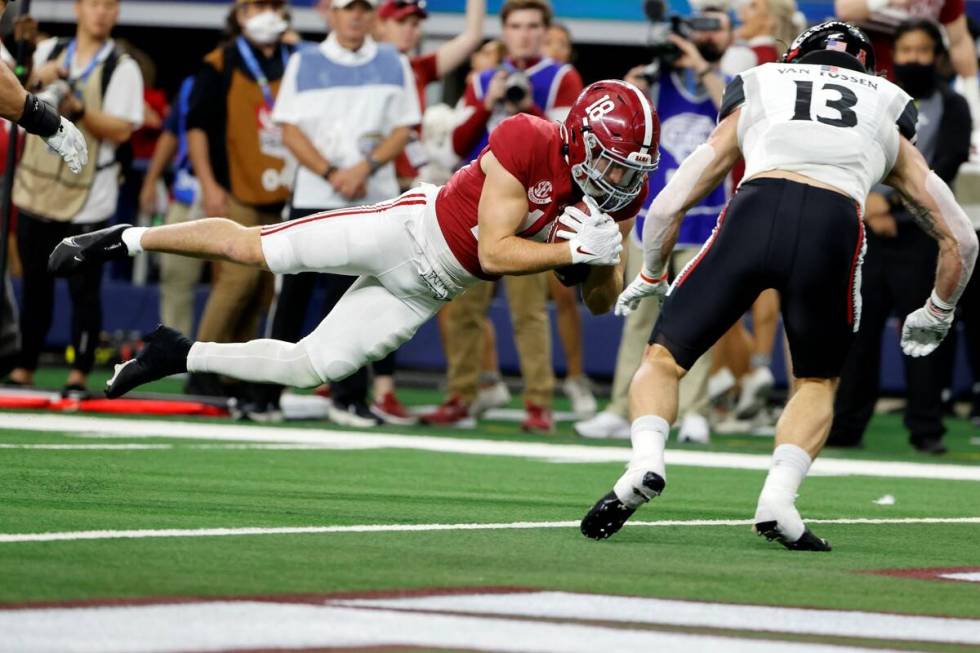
(2, 369, 979, 652)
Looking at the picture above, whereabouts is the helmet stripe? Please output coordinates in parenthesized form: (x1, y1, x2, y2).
(629, 83, 654, 154)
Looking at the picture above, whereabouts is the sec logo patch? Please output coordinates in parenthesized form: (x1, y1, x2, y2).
(527, 181, 553, 205)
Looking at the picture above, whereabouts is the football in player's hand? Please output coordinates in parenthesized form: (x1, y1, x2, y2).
(550, 200, 591, 286)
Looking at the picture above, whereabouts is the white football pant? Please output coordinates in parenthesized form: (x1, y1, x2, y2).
(187, 186, 476, 386)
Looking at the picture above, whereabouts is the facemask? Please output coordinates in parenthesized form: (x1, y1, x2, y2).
(894, 62, 937, 99)
(244, 11, 288, 46)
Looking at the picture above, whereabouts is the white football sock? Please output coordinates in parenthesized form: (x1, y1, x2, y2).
(614, 414, 669, 507)
(121, 227, 148, 255)
(754, 443, 812, 541)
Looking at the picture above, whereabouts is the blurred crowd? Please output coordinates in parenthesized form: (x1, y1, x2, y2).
(1, 0, 979, 453)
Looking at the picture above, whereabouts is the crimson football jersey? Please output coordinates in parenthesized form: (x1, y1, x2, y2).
(435, 114, 647, 280)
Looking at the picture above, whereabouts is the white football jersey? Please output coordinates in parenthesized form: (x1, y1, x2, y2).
(725, 62, 916, 211)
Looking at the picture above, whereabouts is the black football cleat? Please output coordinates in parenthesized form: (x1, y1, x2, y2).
(755, 520, 832, 552)
(581, 472, 665, 540)
(48, 224, 132, 276)
(105, 325, 192, 399)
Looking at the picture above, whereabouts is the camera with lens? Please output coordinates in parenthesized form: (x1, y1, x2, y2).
(503, 69, 531, 105)
(641, 0, 722, 80)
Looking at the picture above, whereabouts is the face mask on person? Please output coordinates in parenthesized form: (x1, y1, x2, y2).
(696, 41, 725, 63)
(244, 11, 288, 45)
(894, 62, 938, 99)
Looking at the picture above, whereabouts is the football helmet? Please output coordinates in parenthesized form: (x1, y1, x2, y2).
(782, 20, 876, 74)
(563, 80, 660, 212)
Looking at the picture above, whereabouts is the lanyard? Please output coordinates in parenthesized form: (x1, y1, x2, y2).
(236, 36, 289, 110)
(63, 39, 113, 86)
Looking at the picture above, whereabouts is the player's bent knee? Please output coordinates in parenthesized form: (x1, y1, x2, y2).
(643, 344, 687, 378)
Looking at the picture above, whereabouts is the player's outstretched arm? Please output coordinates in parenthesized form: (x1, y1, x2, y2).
(885, 137, 979, 356)
(642, 109, 741, 276)
(614, 111, 740, 317)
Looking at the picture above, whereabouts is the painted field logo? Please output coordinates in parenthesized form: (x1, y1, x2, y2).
(867, 566, 980, 583)
(528, 181, 553, 205)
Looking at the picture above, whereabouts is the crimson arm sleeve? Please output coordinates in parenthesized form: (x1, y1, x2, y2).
(452, 82, 491, 157)
(487, 115, 533, 186)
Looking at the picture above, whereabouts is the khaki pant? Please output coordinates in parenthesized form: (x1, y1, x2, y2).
(445, 272, 554, 406)
(606, 239, 711, 420)
(196, 196, 278, 343)
(160, 199, 205, 338)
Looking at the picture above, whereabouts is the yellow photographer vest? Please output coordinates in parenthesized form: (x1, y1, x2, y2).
(13, 43, 120, 221)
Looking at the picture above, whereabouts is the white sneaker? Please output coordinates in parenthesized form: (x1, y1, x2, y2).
(471, 380, 511, 417)
(708, 367, 736, 402)
(563, 375, 598, 418)
(735, 366, 775, 419)
(574, 410, 630, 439)
(677, 413, 710, 444)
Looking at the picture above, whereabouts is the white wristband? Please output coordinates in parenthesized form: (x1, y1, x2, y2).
(121, 227, 148, 256)
(865, 0, 890, 12)
(929, 289, 955, 313)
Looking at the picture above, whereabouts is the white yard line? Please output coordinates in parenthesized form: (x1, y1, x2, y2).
(0, 600, 909, 653)
(2, 413, 979, 481)
(2, 516, 978, 544)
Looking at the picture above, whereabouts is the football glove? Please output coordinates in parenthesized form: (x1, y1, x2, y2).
(615, 268, 668, 316)
(44, 117, 88, 175)
(555, 196, 623, 266)
(901, 292, 955, 358)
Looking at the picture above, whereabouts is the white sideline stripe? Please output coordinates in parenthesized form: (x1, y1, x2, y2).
(2, 413, 980, 481)
(0, 601, 906, 653)
(2, 516, 978, 544)
(340, 591, 980, 646)
(0, 444, 374, 451)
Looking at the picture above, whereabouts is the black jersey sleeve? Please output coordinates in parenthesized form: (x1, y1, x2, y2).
(718, 75, 745, 122)
(896, 99, 918, 142)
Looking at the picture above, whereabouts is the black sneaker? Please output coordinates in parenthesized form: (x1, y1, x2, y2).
(232, 400, 284, 423)
(61, 383, 91, 400)
(910, 436, 948, 455)
(327, 400, 383, 427)
(105, 325, 192, 398)
(580, 472, 665, 540)
(48, 224, 131, 276)
(755, 521, 832, 551)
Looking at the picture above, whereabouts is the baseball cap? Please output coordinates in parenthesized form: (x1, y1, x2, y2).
(332, 0, 379, 9)
(378, 0, 428, 20)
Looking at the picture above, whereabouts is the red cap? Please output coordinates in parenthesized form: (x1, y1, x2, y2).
(378, 0, 428, 20)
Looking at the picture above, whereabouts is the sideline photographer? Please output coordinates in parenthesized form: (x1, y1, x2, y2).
(8, 0, 142, 395)
(0, 1, 85, 171)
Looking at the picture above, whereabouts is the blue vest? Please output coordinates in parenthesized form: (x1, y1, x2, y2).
(465, 58, 568, 163)
(637, 71, 729, 247)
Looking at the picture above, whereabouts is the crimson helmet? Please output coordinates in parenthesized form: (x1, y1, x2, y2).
(563, 80, 660, 212)
(782, 21, 876, 74)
